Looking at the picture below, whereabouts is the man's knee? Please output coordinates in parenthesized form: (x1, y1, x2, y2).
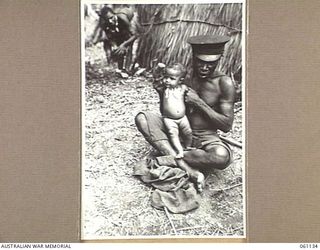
(135, 113, 147, 131)
(208, 146, 231, 170)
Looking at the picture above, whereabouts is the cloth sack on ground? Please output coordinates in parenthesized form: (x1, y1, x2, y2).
(133, 159, 200, 213)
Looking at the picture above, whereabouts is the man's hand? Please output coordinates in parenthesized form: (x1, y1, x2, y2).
(114, 44, 127, 56)
(185, 88, 202, 106)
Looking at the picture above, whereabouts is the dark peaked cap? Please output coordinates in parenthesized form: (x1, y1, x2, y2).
(187, 35, 230, 62)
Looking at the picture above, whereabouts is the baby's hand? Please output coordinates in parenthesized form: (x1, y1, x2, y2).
(153, 63, 166, 79)
(157, 63, 166, 68)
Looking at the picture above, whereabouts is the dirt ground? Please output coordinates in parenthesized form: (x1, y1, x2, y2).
(82, 42, 245, 239)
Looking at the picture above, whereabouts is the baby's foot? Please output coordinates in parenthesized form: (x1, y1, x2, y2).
(185, 146, 195, 151)
(175, 152, 184, 159)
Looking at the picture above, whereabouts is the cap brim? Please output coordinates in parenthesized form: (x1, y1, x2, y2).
(196, 54, 221, 62)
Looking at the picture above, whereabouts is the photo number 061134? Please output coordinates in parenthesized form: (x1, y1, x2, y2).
(81, 0, 246, 240)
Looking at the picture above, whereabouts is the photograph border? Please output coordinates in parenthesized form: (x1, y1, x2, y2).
(81, 0, 247, 241)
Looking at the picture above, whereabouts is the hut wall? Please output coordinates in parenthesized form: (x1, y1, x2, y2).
(136, 4, 243, 79)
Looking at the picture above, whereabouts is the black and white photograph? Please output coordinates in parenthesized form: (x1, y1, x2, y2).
(81, 0, 246, 239)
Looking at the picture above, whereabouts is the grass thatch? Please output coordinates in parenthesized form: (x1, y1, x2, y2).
(136, 3, 243, 78)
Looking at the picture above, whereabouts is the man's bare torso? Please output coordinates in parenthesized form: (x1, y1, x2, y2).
(188, 73, 225, 131)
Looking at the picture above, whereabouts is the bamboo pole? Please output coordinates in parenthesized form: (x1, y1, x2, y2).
(220, 135, 242, 149)
(163, 207, 177, 235)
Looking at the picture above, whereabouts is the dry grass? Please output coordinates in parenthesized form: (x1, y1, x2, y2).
(82, 43, 244, 239)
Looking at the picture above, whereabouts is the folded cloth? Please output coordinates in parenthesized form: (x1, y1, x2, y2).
(133, 158, 200, 213)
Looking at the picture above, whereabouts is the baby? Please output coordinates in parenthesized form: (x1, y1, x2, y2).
(153, 63, 193, 159)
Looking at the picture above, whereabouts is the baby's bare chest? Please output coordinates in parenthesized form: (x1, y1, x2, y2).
(162, 87, 186, 119)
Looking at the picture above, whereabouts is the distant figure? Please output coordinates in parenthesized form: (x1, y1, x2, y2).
(153, 63, 193, 159)
(91, 5, 142, 73)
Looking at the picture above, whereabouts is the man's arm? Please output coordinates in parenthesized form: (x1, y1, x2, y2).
(186, 76, 236, 132)
(90, 22, 106, 45)
(113, 35, 138, 56)
(120, 34, 138, 47)
(115, 12, 141, 54)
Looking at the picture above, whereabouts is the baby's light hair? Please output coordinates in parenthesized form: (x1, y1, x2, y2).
(165, 63, 187, 78)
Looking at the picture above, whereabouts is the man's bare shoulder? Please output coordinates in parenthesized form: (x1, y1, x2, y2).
(207, 71, 233, 90)
(219, 75, 236, 102)
(219, 75, 233, 88)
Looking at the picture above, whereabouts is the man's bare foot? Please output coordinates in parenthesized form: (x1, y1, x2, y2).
(175, 152, 184, 159)
(190, 171, 205, 193)
(174, 158, 204, 192)
(196, 172, 205, 193)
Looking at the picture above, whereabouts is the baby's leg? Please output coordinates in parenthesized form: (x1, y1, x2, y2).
(171, 138, 184, 159)
(179, 116, 193, 149)
(163, 118, 184, 158)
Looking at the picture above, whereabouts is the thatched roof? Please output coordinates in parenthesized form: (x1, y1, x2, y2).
(136, 3, 243, 78)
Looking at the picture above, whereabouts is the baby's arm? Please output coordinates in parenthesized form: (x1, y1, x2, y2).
(152, 63, 166, 93)
(153, 79, 164, 93)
